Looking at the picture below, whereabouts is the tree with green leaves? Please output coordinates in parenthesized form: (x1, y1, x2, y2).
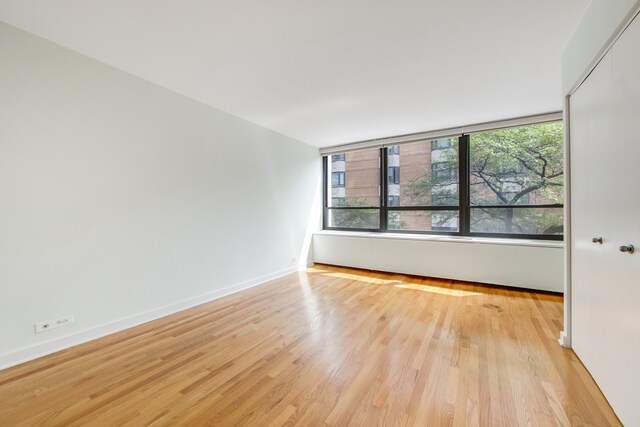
(406, 122, 564, 234)
(329, 199, 379, 229)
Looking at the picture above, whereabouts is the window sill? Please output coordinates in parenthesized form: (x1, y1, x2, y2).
(313, 230, 564, 249)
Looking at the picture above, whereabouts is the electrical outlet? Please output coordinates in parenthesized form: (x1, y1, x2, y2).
(291, 257, 297, 264)
(35, 315, 74, 334)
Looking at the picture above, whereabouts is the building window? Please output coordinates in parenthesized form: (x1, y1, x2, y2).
(331, 172, 345, 188)
(331, 153, 345, 162)
(387, 166, 400, 184)
(431, 138, 454, 150)
(323, 121, 564, 239)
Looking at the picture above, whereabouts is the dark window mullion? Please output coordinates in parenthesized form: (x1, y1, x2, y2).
(470, 204, 564, 209)
(459, 135, 471, 236)
(380, 147, 388, 232)
(327, 206, 380, 210)
(467, 232, 564, 241)
(386, 206, 459, 211)
(322, 156, 328, 230)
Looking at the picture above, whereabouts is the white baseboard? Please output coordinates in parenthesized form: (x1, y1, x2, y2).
(0, 266, 298, 371)
(558, 330, 571, 348)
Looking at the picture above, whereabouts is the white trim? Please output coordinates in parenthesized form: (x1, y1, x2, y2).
(319, 128, 462, 155)
(378, 128, 462, 148)
(462, 111, 562, 134)
(0, 266, 297, 371)
(313, 230, 563, 249)
(319, 111, 562, 155)
(561, 97, 573, 348)
(558, 331, 571, 348)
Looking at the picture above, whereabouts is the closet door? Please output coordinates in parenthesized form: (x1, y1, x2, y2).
(570, 50, 612, 369)
(570, 13, 640, 426)
(605, 14, 640, 424)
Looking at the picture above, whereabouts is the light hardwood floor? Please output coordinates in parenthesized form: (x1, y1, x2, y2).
(0, 265, 620, 426)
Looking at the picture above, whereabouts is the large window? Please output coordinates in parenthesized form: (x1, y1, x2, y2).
(468, 122, 564, 236)
(325, 148, 381, 230)
(385, 139, 460, 232)
(323, 121, 564, 239)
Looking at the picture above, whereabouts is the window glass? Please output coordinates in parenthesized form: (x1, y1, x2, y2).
(470, 207, 563, 235)
(431, 138, 454, 150)
(386, 139, 459, 207)
(331, 172, 345, 188)
(324, 120, 564, 239)
(388, 195, 400, 207)
(326, 148, 381, 230)
(387, 166, 400, 185)
(327, 209, 380, 229)
(388, 210, 459, 232)
(328, 148, 380, 208)
(469, 122, 563, 206)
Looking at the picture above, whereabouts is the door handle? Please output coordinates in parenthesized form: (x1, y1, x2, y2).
(592, 237, 603, 244)
(619, 245, 635, 254)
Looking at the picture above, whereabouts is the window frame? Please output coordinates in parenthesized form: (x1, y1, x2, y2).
(323, 149, 383, 232)
(322, 129, 564, 241)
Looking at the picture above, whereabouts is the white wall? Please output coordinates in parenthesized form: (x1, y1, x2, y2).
(313, 232, 564, 292)
(562, 0, 640, 93)
(0, 23, 320, 368)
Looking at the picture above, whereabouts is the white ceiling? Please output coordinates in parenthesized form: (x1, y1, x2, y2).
(0, 1, 588, 147)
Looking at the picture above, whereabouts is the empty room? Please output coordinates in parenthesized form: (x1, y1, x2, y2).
(1, 0, 638, 426)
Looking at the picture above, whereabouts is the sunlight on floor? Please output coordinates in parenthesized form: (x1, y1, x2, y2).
(306, 266, 479, 297)
(395, 283, 479, 297)
(321, 272, 402, 285)
(306, 267, 329, 273)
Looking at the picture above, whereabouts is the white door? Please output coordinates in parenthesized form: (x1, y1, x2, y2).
(570, 12, 640, 426)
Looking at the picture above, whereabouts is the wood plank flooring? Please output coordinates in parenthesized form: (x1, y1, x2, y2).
(0, 265, 620, 426)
